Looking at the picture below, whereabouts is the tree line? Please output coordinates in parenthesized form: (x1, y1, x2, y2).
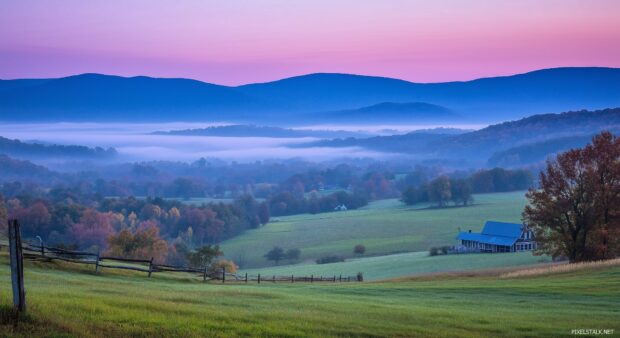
(400, 167, 533, 207)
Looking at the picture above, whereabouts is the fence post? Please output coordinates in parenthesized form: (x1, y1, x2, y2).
(258, 273, 261, 284)
(221, 266, 225, 283)
(245, 272, 248, 283)
(148, 257, 153, 278)
(203, 266, 208, 282)
(8, 219, 26, 313)
(95, 250, 100, 274)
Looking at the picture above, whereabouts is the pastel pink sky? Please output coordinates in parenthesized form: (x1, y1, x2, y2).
(1, 0, 619, 85)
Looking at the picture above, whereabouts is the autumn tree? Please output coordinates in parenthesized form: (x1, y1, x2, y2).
(258, 202, 270, 225)
(450, 178, 473, 206)
(106, 220, 169, 263)
(10, 202, 52, 238)
(523, 132, 620, 262)
(428, 176, 452, 207)
(401, 186, 427, 205)
(70, 209, 115, 250)
(0, 195, 7, 233)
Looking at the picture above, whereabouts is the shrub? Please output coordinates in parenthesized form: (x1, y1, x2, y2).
(316, 255, 345, 264)
(285, 248, 301, 261)
(429, 247, 439, 256)
(441, 246, 451, 255)
(211, 259, 237, 274)
(353, 244, 366, 255)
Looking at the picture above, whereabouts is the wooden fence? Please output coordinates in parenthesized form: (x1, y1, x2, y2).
(1, 237, 360, 284)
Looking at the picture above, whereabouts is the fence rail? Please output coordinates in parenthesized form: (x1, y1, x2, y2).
(1, 238, 361, 284)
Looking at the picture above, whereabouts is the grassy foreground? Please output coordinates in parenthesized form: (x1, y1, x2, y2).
(1, 255, 618, 337)
(221, 192, 527, 268)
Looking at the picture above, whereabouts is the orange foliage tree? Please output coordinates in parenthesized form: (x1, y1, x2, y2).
(106, 220, 168, 263)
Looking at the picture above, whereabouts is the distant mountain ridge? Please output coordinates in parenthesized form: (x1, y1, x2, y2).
(305, 102, 458, 123)
(153, 125, 370, 138)
(298, 108, 620, 166)
(1, 67, 620, 123)
(0, 135, 117, 160)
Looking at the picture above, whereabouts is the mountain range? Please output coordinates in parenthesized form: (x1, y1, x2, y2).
(1, 67, 619, 124)
(298, 108, 620, 166)
(153, 125, 370, 138)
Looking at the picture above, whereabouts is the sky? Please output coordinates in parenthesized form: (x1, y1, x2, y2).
(1, 0, 619, 85)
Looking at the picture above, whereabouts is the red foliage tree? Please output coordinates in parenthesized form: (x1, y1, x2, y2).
(524, 132, 620, 262)
(70, 209, 115, 250)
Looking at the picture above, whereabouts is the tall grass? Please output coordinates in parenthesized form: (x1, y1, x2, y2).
(500, 258, 620, 279)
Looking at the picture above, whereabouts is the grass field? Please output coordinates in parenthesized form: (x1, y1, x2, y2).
(221, 191, 528, 268)
(242, 251, 550, 281)
(1, 254, 618, 337)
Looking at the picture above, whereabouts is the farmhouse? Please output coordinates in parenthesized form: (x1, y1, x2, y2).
(457, 221, 536, 253)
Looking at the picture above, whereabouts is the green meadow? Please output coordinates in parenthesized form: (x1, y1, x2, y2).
(242, 251, 550, 281)
(221, 191, 528, 268)
(1, 255, 618, 337)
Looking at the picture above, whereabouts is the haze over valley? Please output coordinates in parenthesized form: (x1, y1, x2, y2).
(1, 1, 619, 336)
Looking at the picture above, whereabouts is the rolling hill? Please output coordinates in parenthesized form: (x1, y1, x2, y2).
(221, 192, 527, 269)
(298, 108, 620, 165)
(306, 101, 459, 123)
(1, 67, 620, 123)
(1, 251, 618, 337)
(152, 125, 370, 138)
(0, 74, 263, 121)
(0, 135, 117, 160)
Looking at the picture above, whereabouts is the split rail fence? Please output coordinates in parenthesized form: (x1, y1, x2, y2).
(1, 222, 360, 284)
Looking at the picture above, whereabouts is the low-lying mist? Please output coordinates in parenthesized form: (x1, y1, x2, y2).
(0, 122, 422, 162)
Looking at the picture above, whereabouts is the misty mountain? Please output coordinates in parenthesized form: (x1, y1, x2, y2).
(304, 102, 458, 123)
(437, 108, 620, 158)
(300, 108, 620, 165)
(1, 67, 620, 123)
(238, 67, 620, 121)
(0, 135, 117, 160)
(0, 74, 263, 121)
(152, 125, 370, 138)
(486, 135, 597, 167)
(0, 154, 60, 183)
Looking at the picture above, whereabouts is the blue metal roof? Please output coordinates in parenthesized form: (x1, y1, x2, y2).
(481, 221, 523, 238)
(457, 221, 524, 246)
